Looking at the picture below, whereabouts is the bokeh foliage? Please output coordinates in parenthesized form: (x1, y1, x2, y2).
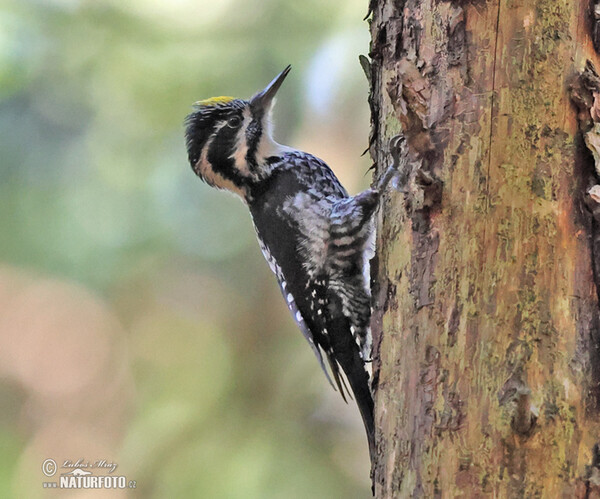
(0, 0, 373, 496)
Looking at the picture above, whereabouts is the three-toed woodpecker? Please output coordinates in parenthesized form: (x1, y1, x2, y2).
(185, 65, 404, 460)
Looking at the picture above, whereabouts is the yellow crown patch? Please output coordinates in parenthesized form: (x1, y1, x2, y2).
(194, 96, 235, 107)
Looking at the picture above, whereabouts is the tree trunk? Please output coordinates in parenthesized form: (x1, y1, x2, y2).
(367, 0, 600, 496)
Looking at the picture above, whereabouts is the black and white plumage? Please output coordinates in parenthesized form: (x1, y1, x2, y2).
(184, 66, 404, 462)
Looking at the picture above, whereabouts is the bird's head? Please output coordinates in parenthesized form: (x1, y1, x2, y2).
(185, 65, 291, 199)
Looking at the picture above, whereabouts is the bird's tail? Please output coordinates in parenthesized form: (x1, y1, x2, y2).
(337, 348, 376, 462)
(324, 302, 376, 463)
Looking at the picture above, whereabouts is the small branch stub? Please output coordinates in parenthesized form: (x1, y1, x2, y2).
(499, 376, 538, 437)
(511, 387, 537, 436)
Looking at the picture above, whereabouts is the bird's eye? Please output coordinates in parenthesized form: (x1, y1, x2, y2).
(227, 115, 242, 128)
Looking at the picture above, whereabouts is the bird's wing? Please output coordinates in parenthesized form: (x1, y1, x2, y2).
(256, 235, 336, 389)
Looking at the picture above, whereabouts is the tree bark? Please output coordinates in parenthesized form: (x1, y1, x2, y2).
(367, 0, 600, 496)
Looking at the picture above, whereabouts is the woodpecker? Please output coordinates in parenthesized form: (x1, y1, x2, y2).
(185, 65, 405, 461)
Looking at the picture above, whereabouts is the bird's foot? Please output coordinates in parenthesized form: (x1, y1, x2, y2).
(377, 134, 409, 192)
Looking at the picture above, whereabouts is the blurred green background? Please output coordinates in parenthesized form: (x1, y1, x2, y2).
(0, 0, 374, 497)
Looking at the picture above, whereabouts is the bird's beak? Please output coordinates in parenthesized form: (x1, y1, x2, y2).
(250, 65, 291, 111)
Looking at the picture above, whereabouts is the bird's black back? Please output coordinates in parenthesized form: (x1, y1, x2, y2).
(248, 151, 375, 460)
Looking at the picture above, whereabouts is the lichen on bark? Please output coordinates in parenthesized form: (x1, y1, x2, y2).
(368, 0, 600, 496)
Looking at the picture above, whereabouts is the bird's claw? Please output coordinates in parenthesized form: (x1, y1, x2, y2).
(389, 135, 407, 170)
(375, 135, 409, 192)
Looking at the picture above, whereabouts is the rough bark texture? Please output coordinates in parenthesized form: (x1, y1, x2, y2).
(367, 0, 600, 496)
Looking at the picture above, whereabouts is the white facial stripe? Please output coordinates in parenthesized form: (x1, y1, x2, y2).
(199, 120, 227, 173)
(196, 128, 246, 199)
(230, 108, 252, 175)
